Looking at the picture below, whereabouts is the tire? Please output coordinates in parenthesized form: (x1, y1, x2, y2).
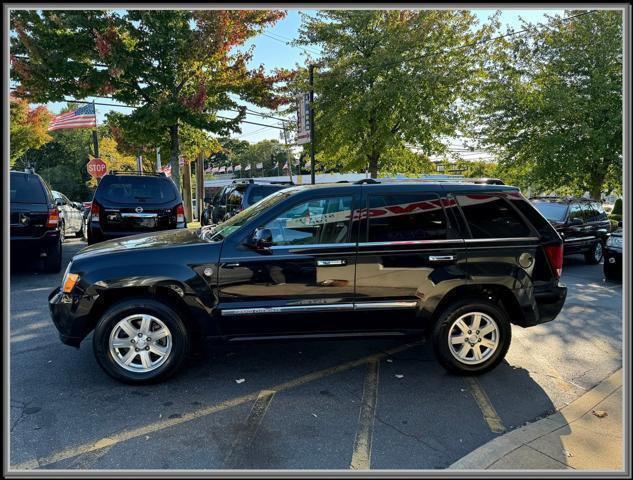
(432, 298, 511, 375)
(93, 298, 190, 384)
(604, 260, 620, 281)
(43, 238, 62, 273)
(585, 240, 603, 265)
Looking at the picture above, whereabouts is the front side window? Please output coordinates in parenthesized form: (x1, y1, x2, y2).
(366, 193, 447, 242)
(457, 194, 532, 238)
(263, 196, 353, 246)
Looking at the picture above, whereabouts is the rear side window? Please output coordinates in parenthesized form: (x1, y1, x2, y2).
(98, 176, 178, 204)
(10, 173, 47, 204)
(508, 194, 560, 242)
(457, 194, 532, 238)
(569, 203, 584, 222)
(532, 201, 568, 222)
(247, 185, 285, 205)
(366, 193, 447, 242)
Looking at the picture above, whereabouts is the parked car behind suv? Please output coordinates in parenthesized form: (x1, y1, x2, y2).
(530, 197, 611, 264)
(52, 190, 84, 240)
(205, 179, 293, 225)
(604, 223, 623, 281)
(50, 181, 567, 384)
(87, 171, 186, 245)
(10, 170, 62, 272)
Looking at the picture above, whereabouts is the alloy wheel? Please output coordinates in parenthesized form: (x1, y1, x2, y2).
(447, 312, 499, 365)
(109, 314, 173, 373)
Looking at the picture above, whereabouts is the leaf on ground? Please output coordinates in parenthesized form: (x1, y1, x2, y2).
(592, 409, 608, 418)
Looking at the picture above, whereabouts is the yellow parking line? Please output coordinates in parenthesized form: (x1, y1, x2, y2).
(11, 341, 420, 470)
(465, 377, 506, 434)
(224, 389, 276, 468)
(350, 360, 380, 470)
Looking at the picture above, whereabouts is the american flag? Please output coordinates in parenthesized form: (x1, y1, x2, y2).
(48, 103, 97, 131)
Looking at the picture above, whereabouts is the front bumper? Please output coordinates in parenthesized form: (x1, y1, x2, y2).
(48, 287, 99, 348)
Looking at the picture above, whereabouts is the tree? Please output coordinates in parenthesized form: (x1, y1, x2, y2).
(9, 96, 51, 166)
(11, 10, 292, 189)
(233, 139, 291, 176)
(469, 10, 622, 200)
(293, 10, 493, 178)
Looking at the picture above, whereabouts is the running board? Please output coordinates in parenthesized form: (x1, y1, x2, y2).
(220, 301, 418, 316)
(226, 331, 407, 342)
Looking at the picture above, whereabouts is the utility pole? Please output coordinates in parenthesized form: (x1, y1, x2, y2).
(309, 64, 316, 185)
(281, 122, 293, 183)
(156, 146, 161, 172)
(196, 152, 205, 221)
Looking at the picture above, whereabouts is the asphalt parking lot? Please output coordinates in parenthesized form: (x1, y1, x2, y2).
(9, 237, 623, 470)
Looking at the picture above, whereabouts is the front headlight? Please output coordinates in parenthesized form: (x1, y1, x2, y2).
(606, 236, 623, 249)
(61, 262, 80, 293)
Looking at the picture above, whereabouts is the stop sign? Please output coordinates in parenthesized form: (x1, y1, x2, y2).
(87, 157, 107, 178)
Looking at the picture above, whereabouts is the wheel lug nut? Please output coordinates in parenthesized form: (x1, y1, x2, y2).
(476, 330, 479, 334)
(135, 348, 139, 352)
(147, 338, 151, 342)
(145, 346, 150, 351)
(468, 330, 472, 334)
(138, 333, 143, 337)
(478, 338, 482, 342)
(131, 339, 135, 344)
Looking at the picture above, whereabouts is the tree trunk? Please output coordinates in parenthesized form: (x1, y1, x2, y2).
(589, 171, 606, 201)
(196, 151, 205, 221)
(368, 153, 379, 179)
(182, 160, 192, 222)
(169, 124, 181, 192)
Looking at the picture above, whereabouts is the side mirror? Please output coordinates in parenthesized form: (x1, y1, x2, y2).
(570, 217, 584, 226)
(250, 227, 273, 253)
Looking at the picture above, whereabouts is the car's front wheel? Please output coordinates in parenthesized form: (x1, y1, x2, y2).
(432, 299, 511, 375)
(585, 240, 603, 265)
(93, 298, 190, 384)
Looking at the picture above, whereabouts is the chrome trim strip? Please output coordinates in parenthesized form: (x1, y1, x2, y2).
(270, 243, 356, 250)
(359, 239, 461, 247)
(464, 237, 539, 243)
(564, 236, 596, 242)
(221, 303, 355, 316)
(354, 301, 418, 310)
(228, 331, 405, 342)
(120, 213, 158, 218)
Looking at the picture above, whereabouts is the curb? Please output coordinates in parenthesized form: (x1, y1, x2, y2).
(449, 368, 623, 470)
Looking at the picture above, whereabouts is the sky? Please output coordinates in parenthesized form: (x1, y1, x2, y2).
(37, 8, 565, 150)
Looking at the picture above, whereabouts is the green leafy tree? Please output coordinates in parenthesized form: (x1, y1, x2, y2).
(293, 10, 494, 178)
(11, 10, 292, 190)
(9, 96, 51, 166)
(469, 10, 622, 200)
(233, 139, 291, 176)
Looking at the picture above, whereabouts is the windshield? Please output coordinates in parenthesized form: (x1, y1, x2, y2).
(533, 201, 568, 222)
(200, 188, 296, 242)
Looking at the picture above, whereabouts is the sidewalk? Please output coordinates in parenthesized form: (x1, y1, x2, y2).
(450, 369, 624, 470)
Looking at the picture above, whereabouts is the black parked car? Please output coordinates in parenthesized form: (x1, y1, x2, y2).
(10, 170, 62, 272)
(51, 190, 84, 240)
(87, 171, 186, 245)
(50, 181, 567, 384)
(530, 197, 611, 264)
(204, 179, 294, 225)
(604, 225, 622, 281)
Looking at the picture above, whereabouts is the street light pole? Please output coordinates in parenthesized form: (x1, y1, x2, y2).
(309, 63, 316, 185)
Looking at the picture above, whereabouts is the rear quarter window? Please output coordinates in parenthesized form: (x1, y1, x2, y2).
(456, 193, 532, 239)
(508, 195, 560, 242)
(97, 176, 178, 204)
(10, 173, 47, 204)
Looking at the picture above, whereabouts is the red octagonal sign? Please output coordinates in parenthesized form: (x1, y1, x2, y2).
(87, 157, 108, 178)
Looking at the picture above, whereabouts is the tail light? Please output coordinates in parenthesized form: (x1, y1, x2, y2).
(47, 208, 60, 228)
(544, 243, 564, 279)
(176, 204, 185, 224)
(91, 202, 100, 222)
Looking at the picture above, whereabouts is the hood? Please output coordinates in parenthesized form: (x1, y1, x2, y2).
(76, 228, 215, 259)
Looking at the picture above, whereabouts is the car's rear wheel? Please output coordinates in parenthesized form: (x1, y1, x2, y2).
(585, 240, 603, 265)
(42, 238, 62, 273)
(432, 299, 511, 375)
(93, 298, 190, 384)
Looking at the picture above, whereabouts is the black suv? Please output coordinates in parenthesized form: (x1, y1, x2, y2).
(10, 170, 62, 272)
(49, 181, 567, 384)
(87, 171, 186, 245)
(204, 179, 293, 225)
(530, 197, 611, 264)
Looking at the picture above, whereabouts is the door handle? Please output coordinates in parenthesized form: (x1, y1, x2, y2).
(428, 255, 455, 262)
(317, 259, 347, 266)
(224, 262, 240, 268)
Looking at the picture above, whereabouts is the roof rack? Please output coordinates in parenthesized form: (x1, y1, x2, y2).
(107, 170, 166, 177)
(232, 178, 294, 185)
(529, 195, 595, 202)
